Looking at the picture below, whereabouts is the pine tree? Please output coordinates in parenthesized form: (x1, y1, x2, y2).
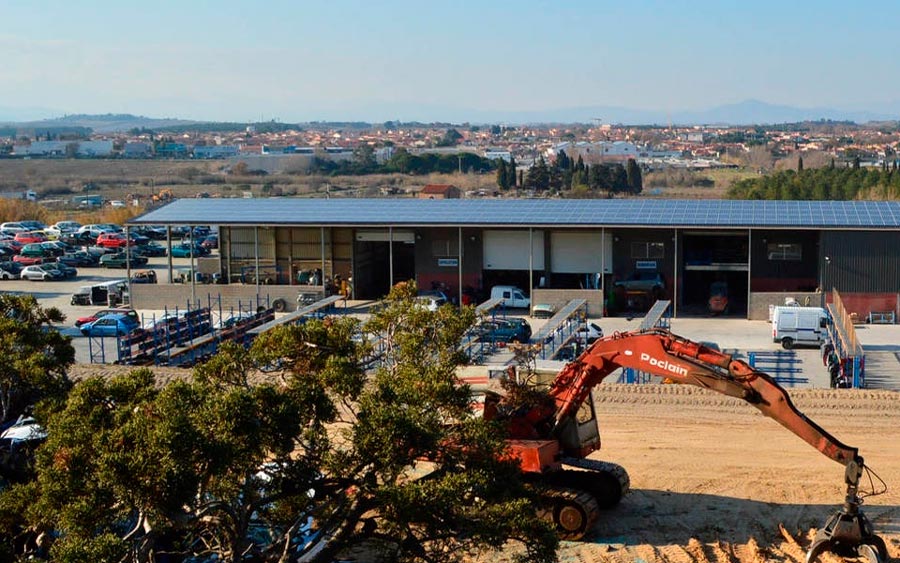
(575, 155, 585, 173)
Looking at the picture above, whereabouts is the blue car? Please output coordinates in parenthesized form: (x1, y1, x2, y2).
(80, 313, 142, 337)
(168, 243, 209, 258)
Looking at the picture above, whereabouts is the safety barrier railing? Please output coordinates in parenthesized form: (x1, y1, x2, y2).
(825, 289, 865, 388)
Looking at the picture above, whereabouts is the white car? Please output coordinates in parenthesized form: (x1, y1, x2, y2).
(45, 221, 82, 238)
(0, 222, 27, 234)
(109, 200, 127, 209)
(574, 322, 604, 344)
(19, 264, 64, 281)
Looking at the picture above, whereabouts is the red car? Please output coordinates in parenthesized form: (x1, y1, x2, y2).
(74, 307, 139, 328)
(14, 231, 47, 245)
(96, 232, 134, 249)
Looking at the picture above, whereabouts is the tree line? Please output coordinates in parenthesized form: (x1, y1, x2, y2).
(501, 150, 642, 197)
(0, 291, 557, 563)
(727, 161, 900, 200)
(306, 146, 496, 176)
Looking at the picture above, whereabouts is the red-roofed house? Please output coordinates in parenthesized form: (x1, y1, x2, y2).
(418, 184, 461, 199)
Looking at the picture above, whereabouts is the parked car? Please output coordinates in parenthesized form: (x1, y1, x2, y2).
(40, 241, 69, 255)
(0, 222, 27, 235)
(0, 246, 17, 260)
(14, 231, 47, 245)
(19, 220, 47, 231)
(132, 225, 167, 240)
(168, 243, 209, 258)
(13, 244, 54, 266)
(0, 262, 21, 280)
(0, 239, 22, 252)
(41, 261, 77, 279)
(96, 232, 133, 249)
(613, 271, 666, 293)
(58, 231, 97, 247)
(58, 250, 98, 267)
(415, 290, 449, 311)
(45, 221, 82, 238)
(574, 322, 604, 344)
(200, 234, 219, 250)
(130, 270, 157, 284)
(475, 319, 531, 343)
(99, 252, 148, 269)
(80, 313, 142, 337)
(76, 224, 117, 240)
(19, 264, 64, 281)
(75, 308, 139, 328)
(133, 241, 167, 257)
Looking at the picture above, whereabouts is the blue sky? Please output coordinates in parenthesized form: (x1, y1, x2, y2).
(2, 0, 899, 122)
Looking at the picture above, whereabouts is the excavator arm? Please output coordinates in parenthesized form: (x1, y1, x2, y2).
(510, 328, 885, 563)
(547, 328, 858, 465)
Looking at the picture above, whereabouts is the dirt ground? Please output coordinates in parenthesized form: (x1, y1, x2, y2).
(490, 383, 900, 563)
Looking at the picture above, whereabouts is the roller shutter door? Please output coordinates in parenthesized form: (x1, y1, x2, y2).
(483, 230, 544, 270)
(551, 231, 612, 273)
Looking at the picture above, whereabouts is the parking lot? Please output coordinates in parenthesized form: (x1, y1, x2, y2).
(6, 261, 900, 390)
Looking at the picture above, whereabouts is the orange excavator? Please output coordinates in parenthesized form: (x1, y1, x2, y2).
(484, 328, 888, 563)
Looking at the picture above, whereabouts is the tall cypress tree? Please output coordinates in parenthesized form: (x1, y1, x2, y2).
(625, 158, 643, 194)
(798, 155, 804, 172)
(496, 159, 509, 190)
(507, 155, 517, 188)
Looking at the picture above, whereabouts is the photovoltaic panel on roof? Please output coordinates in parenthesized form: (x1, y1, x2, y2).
(128, 199, 900, 229)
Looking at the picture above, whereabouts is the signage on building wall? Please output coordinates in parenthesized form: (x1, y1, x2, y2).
(636, 261, 657, 270)
(438, 258, 459, 267)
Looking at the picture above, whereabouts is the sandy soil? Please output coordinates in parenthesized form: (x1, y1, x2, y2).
(495, 383, 900, 563)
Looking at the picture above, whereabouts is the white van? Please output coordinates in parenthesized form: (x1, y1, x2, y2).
(772, 306, 828, 349)
(490, 285, 530, 309)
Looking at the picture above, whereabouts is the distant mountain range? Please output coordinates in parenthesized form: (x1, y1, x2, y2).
(0, 113, 199, 133)
(1, 100, 898, 130)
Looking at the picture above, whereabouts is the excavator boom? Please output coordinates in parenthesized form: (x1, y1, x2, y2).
(547, 328, 858, 465)
(497, 328, 885, 562)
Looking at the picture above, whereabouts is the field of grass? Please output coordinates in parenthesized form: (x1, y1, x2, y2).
(0, 159, 756, 222)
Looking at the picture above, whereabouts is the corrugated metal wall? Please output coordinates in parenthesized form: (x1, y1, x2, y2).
(821, 231, 900, 292)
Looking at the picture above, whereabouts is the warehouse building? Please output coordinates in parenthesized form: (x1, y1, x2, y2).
(128, 199, 900, 320)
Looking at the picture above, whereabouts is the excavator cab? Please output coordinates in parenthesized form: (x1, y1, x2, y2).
(552, 391, 600, 458)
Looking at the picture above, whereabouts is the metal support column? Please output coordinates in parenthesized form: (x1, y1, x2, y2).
(190, 226, 196, 306)
(673, 228, 678, 318)
(254, 226, 260, 297)
(125, 225, 132, 305)
(600, 227, 605, 315)
(458, 227, 463, 306)
(747, 229, 753, 320)
(320, 227, 326, 294)
(166, 226, 173, 284)
(528, 228, 534, 297)
(389, 226, 394, 288)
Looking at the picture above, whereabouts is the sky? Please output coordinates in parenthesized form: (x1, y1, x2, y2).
(2, 0, 900, 122)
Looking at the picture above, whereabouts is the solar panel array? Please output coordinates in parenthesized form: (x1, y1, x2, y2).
(130, 199, 900, 229)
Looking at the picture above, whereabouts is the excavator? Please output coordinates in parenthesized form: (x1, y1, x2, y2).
(483, 328, 888, 563)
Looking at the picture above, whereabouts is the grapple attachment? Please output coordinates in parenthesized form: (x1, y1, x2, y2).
(806, 458, 889, 563)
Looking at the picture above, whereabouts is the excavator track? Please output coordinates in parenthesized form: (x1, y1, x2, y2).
(557, 458, 631, 509)
(535, 486, 600, 541)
